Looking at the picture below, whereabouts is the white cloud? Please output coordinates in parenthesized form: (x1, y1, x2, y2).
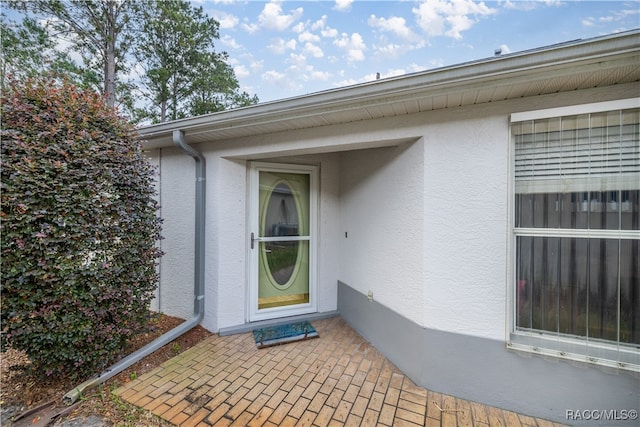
(321, 27, 339, 38)
(311, 15, 338, 38)
(373, 43, 403, 57)
(285, 53, 330, 84)
(311, 15, 327, 31)
(262, 69, 285, 80)
(581, 7, 640, 29)
(283, 53, 332, 85)
(299, 31, 321, 43)
(307, 71, 331, 81)
(334, 0, 354, 12)
(281, 53, 330, 89)
(268, 38, 297, 54)
(292, 22, 306, 33)
(302, 42, 324, 58)
(258, 0, 304, 31)
(212, 11, 239, 29)
(220, 34, 242, 50)
(264, 53, 331, 93)
(234, 65, 250, 78)
(408, 62, 434, 73)
(333, 32, 367, 62)
(368, 15, 416, 40)
(262, 69, 302, 91)
(382, 68, 409, 78)
(501, 0, 563, 11)
(241, 21, 260, 34)
(250, 60, 264, 73)
(288, 53, 310, 72)
(370, 29, 427, 59)
(498, 43, 512, 54)
(235, 54, 264, 74)
(413, 0, 496, 39)
(501, 0, 541, 11)
(334, 76, 359, 87)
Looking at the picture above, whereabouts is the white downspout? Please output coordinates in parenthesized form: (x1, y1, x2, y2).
(63, 130, 206, 404)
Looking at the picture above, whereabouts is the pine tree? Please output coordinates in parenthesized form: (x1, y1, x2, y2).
(133, 0, 257, 123)
(9, 0, 134, 108)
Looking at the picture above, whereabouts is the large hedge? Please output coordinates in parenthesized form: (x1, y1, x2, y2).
(1, 77, 163, 380)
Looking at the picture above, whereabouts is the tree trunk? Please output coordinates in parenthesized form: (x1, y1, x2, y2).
(171, 75, 178, 122)
(103, 0, 117, 108)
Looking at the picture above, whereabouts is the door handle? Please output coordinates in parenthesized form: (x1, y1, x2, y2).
(251, 232, 261, 249)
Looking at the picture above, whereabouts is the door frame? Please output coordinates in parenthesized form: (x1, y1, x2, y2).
(248, 161, 319, 322)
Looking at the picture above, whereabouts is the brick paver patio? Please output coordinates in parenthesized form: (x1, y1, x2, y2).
(116, 316, 568, 426)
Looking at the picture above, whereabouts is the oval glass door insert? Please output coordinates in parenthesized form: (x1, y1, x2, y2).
(264, 182, 300, 286)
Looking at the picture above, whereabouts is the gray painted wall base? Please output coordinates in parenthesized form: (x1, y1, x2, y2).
(218, 311, 339, 336)
(337, 281, 640, 427)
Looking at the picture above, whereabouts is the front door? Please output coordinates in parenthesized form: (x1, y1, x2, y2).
(249, 162, 317, 321)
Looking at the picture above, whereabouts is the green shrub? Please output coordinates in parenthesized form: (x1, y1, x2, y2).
(1, 76, 163, 380)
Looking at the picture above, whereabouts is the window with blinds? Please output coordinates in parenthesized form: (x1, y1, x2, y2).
(514, 110, 639, 194)
(510, 101, 639, 371)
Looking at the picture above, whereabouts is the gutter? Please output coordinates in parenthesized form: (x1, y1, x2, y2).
(62, 129, 206, 404)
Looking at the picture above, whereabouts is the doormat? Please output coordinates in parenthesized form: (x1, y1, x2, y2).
(253, 321, 319, 348)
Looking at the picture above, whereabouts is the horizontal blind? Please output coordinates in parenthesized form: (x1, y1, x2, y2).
(513, 108, 640, 194)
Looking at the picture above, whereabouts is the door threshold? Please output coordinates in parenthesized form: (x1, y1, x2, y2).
(219, 311, 339, 336)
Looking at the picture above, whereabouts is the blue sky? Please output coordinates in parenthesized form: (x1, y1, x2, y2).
(197, 0, 639, 103)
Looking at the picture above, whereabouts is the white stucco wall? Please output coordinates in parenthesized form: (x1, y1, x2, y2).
(314, 153, 341, 316)
(145, 149, 161, 313)
(338, 143, 425, 326)
(153, 146, 196, 321)
(151, 83, 636, 339)
(205, 156, 247, 332)
(420, 108, 509, 340)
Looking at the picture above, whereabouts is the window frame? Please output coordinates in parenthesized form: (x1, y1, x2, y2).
(507, 98, 640, 372)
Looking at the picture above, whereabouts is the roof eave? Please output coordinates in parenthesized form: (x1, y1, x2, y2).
(138, 29, 640, 149)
